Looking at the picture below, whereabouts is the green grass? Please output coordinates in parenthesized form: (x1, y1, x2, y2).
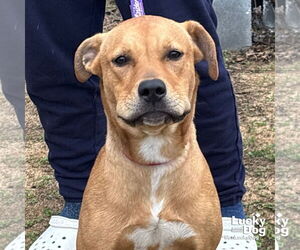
(26, 191, 38, 205)
(36, 175, 53, 188)
(248, 144, 275, 162)
(25, 217, 44, 229)
(26, 231, 39, 244)
(277, 143, 300, 162)
(43, 207, 58, 217)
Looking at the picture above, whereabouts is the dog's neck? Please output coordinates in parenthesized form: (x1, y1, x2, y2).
(123, 151, 172, 166)
(105, 116, 196, 167)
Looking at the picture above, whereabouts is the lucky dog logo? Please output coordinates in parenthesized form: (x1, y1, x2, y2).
(275, 213, 289, 237)
(232, 213, 266, 237)
(231, 213, 289, 237)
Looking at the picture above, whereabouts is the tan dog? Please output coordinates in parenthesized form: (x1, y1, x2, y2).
(74, 15, 222, 250)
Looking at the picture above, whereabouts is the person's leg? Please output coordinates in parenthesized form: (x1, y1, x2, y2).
(115, 0, 246, 215)
(0, 0, 25, 130)
(26, 0, 106, 219)
(1, 75, 25, 130)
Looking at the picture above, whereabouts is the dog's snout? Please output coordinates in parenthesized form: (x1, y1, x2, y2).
(138, 79, 166, 103)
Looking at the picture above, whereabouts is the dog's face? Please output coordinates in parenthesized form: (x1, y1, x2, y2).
(75, 16, 218, 134)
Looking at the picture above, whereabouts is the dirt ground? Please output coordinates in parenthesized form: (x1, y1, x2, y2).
(0, 88, 24, 249)
(24, 2, 275, 250)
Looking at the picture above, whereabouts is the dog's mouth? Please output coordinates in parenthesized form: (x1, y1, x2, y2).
(119, 111, 190, 127)
(141, 112, 169, 127)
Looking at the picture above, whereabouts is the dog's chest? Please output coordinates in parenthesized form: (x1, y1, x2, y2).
(138, 136, 169, 163)
(127, 166, 196, 250)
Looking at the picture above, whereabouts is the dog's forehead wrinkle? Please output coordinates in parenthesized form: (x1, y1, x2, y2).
(105, 32, 145, 58)
(108, 19, 188, 53)
(112, 47, 132, 57)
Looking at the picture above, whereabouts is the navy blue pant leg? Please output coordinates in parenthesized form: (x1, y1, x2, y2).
(116, 0, 246, 206)
(25, 0, 107, 202)
(0, 0, 25, 129)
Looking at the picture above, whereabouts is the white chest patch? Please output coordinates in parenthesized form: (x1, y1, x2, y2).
(128, 220, 196, 250)
(128, 166, 196, 250)
(150, 166, 167, 222)
(139, 136, 169, 163)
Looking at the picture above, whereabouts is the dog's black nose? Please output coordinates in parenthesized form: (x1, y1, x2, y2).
(138, 79, 167, 103)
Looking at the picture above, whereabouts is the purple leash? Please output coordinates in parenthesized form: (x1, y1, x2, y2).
(130, 0, 145, 17)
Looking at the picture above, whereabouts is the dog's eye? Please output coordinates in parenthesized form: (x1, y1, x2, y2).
(113, 55, 130, 66)
(167, 50, 183, 60)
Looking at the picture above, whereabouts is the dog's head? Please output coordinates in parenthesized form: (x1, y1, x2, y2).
(74, 16, 218, 135)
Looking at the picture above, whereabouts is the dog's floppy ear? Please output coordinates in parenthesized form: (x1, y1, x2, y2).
(74, 33, 105, 83)
(182, 21, 219, 80)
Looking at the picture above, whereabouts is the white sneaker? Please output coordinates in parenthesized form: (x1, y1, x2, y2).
(5, 231, 25, 250)
(217, 217, 258, 250)
(28, 216, 78, 250)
